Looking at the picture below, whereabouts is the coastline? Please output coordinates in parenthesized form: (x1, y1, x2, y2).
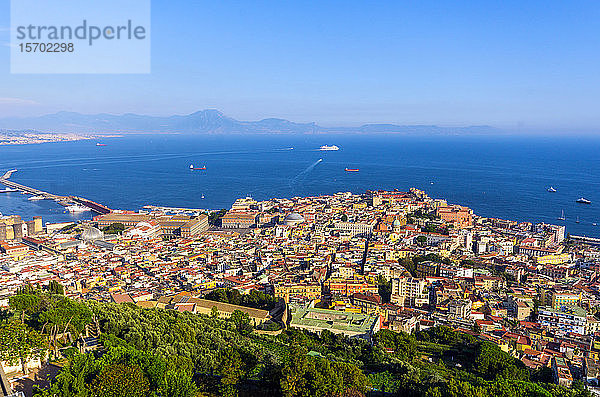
(0, 133, 122, 146)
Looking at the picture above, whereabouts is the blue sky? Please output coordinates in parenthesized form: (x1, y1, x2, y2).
(0, 0, 599, 131)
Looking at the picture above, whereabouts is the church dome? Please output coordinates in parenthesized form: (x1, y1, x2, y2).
(283, 212, 305, 226)
(81, 226, 104, 241)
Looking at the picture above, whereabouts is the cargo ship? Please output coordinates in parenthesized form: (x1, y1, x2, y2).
(319, 145, 339, 151)
(189, 164, 207, 170)
(345, 168, 359, 172)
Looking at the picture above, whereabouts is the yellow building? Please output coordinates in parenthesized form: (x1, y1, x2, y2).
(536, 253, 571, 265)
(551, 291, 582, 309)
(0, 241, 29, 260)
(274, 283, 321, 303)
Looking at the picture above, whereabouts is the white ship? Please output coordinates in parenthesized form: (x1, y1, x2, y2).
(28, 195, 45, 201)
(319, 145, 339, 151)
(66, 204, 89, 213)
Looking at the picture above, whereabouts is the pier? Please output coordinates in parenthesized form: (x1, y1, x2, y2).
(0, 169, 112, 215)
(0, 170, 65, 200)
(571, 235, 600, 246)
(143, 205, 208, 215)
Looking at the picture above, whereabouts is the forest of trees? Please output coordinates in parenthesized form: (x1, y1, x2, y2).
(203, 288, 278, 311)
(0, 288, 593, 397)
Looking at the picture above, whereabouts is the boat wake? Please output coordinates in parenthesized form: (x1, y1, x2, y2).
(289, 159, 323, 187)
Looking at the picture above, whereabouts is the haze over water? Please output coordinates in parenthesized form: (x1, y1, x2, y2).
(0, 134, 599, 238)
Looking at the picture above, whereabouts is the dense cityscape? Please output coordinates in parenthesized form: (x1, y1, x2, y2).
(1, 186, 600, 396)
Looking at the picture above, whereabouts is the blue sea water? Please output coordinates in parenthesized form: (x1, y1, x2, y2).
(0, 134, 599, 237)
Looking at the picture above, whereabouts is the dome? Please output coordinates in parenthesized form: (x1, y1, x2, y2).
(393, 219, 401, 227)
(81, 226, 104, 241)
(283, 212, 305, 226)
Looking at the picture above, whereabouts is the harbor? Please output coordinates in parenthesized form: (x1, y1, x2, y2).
(0, 170, 112, 215)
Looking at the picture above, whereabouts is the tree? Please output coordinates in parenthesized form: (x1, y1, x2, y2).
(217, 348, 245, 397)
(472, 341, 528, 381)
(47, 280, 65, 295)
(0, 308, 12, 323)
(208, 209, 227, 226)
(377, 275, 392, 303)
(91, 363, 151, 397)
(373, 329, 417, 361)
(0, 321, 48, 374)
(416, 235, 428, 246)
(280, 346, 309, 397)
(103, 222, 125, 234)
(161, 369, 199, 397)
(210, 306, 220, 318)
(341, 213, 348, 222)
(230, 310, 252, 334)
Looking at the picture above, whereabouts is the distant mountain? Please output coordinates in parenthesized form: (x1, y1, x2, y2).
(0, 109, 500, 135)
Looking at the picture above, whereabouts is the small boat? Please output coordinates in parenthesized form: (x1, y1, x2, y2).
(201, 194, 205, 199)
(576, 216, 580, 224)
(593, 223, 598, 226)
(557, 209, 565, 221)
(345, 168, 359, 172)
(320, 145, 340, 151)
(28, 195, 45, 201)
(576, 197, 591, 204)
(189, 164, 207, 170)
(96, 143, 107, 146)
(547, 186, 557, 192)
(0, 188, 18, 193)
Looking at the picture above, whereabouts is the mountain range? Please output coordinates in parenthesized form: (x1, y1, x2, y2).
(0, 109, 500, 135)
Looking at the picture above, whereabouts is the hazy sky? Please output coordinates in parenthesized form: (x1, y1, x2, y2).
(0, 0, 599, 131)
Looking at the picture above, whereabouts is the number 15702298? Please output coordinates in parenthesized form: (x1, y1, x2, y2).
(19, 42, 74, 52)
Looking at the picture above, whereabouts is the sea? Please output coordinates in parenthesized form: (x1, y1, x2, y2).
(0, 134, 599, 238)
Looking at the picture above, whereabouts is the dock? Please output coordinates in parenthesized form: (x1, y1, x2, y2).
(571, 235, 600, 247)
(0, 170, 65, 200)
(0, 169, 112, 215)
(143, 205, 208, 215)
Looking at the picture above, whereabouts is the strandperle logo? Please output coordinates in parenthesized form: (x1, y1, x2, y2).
(11, 0, 151, 74)
(15, 20, 147, 46)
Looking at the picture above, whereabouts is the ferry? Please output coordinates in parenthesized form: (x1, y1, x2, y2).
(576, 197, 592, 204)
(28, 195, 45, 201)
(345, 168, 359, 172)
(319, 145, 339, 151)
(0, 188, 18, 193)
(66, 204, 89, 213)
(189, 164, 207, 170)
(96, 143, 107, 147)
(547, 186, 557, 192)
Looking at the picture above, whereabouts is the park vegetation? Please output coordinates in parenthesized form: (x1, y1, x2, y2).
(0, 288, 593, 397)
